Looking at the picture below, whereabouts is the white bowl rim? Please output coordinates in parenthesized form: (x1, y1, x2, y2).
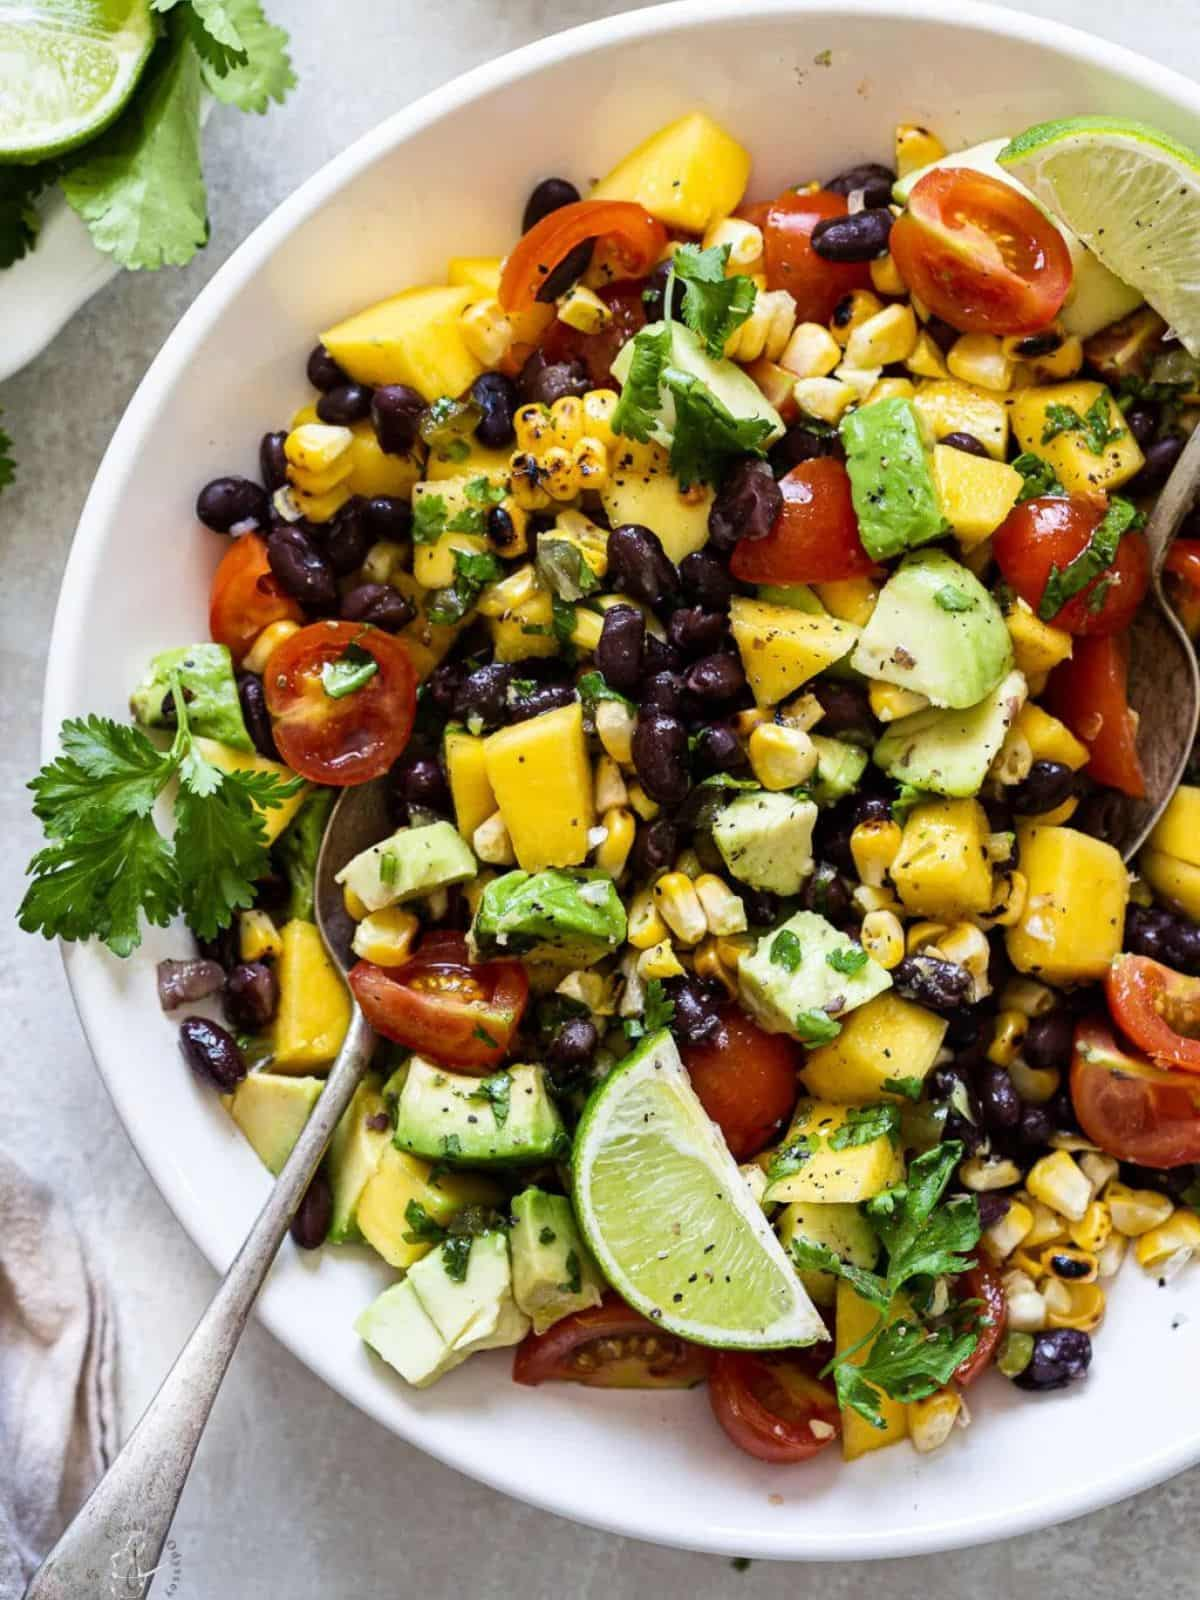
(44, 0, 1200, 1559)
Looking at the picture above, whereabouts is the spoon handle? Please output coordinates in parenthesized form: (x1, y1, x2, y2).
(1142, 423, 1200, 575)
(25, 1006, 376, 1600)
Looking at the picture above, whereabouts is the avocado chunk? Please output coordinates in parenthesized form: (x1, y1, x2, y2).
(392, 1056, 566, 1167)
(874, 668, 1028, 797)
(738, 910, 892, 1039)
(469, 868, 627, 966)
(851, 549, 1013, 709)
(840, 398, 946, 561)
(713, 791, 818, 896)
(336, 820, 476, 915)
(274, 787, 335, 922)
(810, 736, 869, 806)
(326, 1077, 389, 1243)
(130, 642, 252, 751)
(777, 1200, 880, 1308)
(224, 1072, 323, 1176)
(510, 1188, 605, 1334)
(357, 1146, 503, 1270)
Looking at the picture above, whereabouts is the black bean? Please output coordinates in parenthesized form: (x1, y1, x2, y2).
(179, 1016, 246, 1093)
(810, 209, 894, 262)
(360, 495, 413, 541)
(640, 671, 683, 715)
(814, 790, 892, 875)
(940, 430, 988, 458)
(1126, 405, 1158, 448)
(1013, 329, 1063, 358)
(768, 423, 845, 478)
(290, 1170, 333, 1251)
(944, 1108, 986, 1156)
(892, 955, 972, 1010)
(508, 683, 577, 722)
(606, 523, 681, 610)
(237, 671, 280, 760)
(536, 239, 595, 303)
(197, 924, 238, 972)
(683, 652, 747, 704)
(196, 476, 270, 533)
(640, 633, 683, 679)
(595, 605, 645, 693)
(316, 383, 372, 425)
(811, 677, 875, 743)
(455, 663, 519, 729)
(1073, 785, 1125, 845)
(267, 523, 338, 611)
(394, 753, 450, 811)
(522, 176, 581, 232)
(254, 870, 290, 916)
(708, 458, 781, 552)
(1119, 1163, 1198, 1200)
(633, 710, 691, 806)
(547, 1015, 598, 1072)
(323, 500, 370, 576)
(679, 550, 734, 610)
(427, 661, 466, 715)
(224, 961, 279, 1032)
(976, 1063, 1021, 1131)
(1010, 760, 1077, 816)
(470, 371, 519, 449)
(983, 795, 1015, 838)
(976, 1192, 1012, 1231)
(631, 816, 679, 880)
(370, 384, 425, 455)
(694, 722, 743, 774)
(1123, 903, 1173, 965)
(157, 958, 226, 1012)
(800, 861, 852, 925)
(1049, 1088, 1080, 1132)
(483, 505, 520, 557)
(340, 582, 415, 632)
(641, 259, 688, 323)
(825, 162, 896, 206)
(1013, 1329, 1092, 1391)
(945, 1005, 993, 1050)
(927, 1064, 963, 1102)
(306, 344, 348, 391)
(924, 316, 961, 354)
(1017, 1105, 1055, 1148)
(664, 977, 722, 1046)
(259, 430, 289, 493)
(1166, 918, 1200, 975)
(516, 350, 590, 406)
(741, 887, 780, 926)
(1138, 433, 1185, 488)
(1023, 1008, 1074, 1070)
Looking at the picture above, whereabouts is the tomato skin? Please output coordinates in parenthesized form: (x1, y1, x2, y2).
(1044, 633, 1145, 798)
(209, 532, 303, 664)
(1071, 1017, 1200, 1167)
(513, 1296, 711, 1389)
(349, 932, 528, 1073)
(538, 281, 647, 386)
(953, 1265, 1007, 1386)
(992, 494, 1149, 635)
(681, 1008, 802, 1159)
(730, 458, 875, 585)
(890, 169, 1072, 336)
(263, 620, 416, 785)
(500, 201, 667, 312)
(709, 1351, 841, 1463)
(761, 189, 872, 322)
(1105, 955, 1200, 1075)
(1165, 539, 1200, 638)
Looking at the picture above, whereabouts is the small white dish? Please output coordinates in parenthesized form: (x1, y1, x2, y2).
(0, 194, 119, 384)
(42, 0, 1200, 1560)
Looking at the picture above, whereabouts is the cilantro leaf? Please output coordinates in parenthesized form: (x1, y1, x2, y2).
(157, 0, 252, 76)
(934, 585, 974, 613)
(173, 762, 282, 940)
(790, 1238, 889, 1311)
(442, 1234, 474, 1283)
(19, 814, 178, 958)
(626, 977, 676, 1040)
(321, 641, 378, 700)
(412, 494, 449, 545)
(402, 1199, 446, 1243)
(795, 1009, 841, 1047)
(0, 164, 53, 270)
(835, 1319, 977, 1427)
(193, 0, 295, 112)
(771, 929, 803, 971)
(576, 671, 634, 716)
(551, 594, 579, 663)
(558, 1249, 583, 1296)
(866, 1143, 980, 1291)
(1038, 495, 1143, 621)
(612, 323, 672, 442)
(662, 366, 774, 488)
(29, 716, 174, 837)
(766, 1136, 814, 1183)
(827, 944, 868, 977)
(426, 548, 505, 625)
(0, 415, 15, 494)
(1012, 452, 1066, 501)
(891, 782, 934, 825)
(1041, 394, 1126, 456)
(881, 1075, 924, 1102)
(470, 1070, 511, 1128)
(673, 242, 758, 359)
(827, 1102, 901, 1151)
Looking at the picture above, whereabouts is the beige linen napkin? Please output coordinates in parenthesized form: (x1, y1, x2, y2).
(0, 1152, 116, 1598)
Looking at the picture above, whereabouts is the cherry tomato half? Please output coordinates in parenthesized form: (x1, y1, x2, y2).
(538, 281, 648, 387)
(761, 188, 872, 323)
(730, 458, 875, 586)
(993, 493, 1149, 636)
(682, 1008, 802, 1159)
(1044, 632, 1145, 798)
(513, 1296, 711, 1389)
(1105, 954, 1200, 1075)
(262, 620, 416, 785)
(1071, 1016, 1200, 1168)
(349, 931, 528, 1073)
(208, 532, 303, 664)
(709, 1350, 841, 1463)
(890, 169, 1072, 336)
(499, 201, 667, 313)
(953, 1265, 1007, 1387)
(1165, 539, 1200, 639)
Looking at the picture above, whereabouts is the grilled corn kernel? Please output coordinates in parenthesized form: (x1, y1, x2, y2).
(733, 707, 769, 738)
(860, 910, 905, 970)
(868, 680, 930, 722)
(694, 874, 748, 937)
(595, 700, 635, 766)
(778, 691, 824, 732)
(703, 215, 765, 268)
(539, 444, 576, 500)
(749, 722, 819, 790)
(845, 303, 919, 370)
(852, 884, 902, 916)
(981, 870, 1027, 929)
(595, 807, 635, 877)
(508, 451, 552, 510)
(581, 388, 618, 448)
(849, 819, 903, 887)
(361, 539, 407, 585)
(1003, 1270, 1048, 1333)
(653, 872, 708, 946)
(1027, 1151, 1092, 1222)
(1041, 1278, 1074, 1319)
(999, 977, 1057, 1018)
(242, 619, 300, 676)
(1069, 1200, 1112, 1254)
(460, 297, 513, 366)
(628, 887, 668, 949)
(594, 755, 629, 813)
(473, 809, 516, 867)
(556, 285, 612, 335)
(1079, 1152, 1119, 1198)
(866, 377, 917, 405)
(834, 361, 882, 400)
(907, 920, 949, 956)
(627, 782, 660, 822)
(1107, 1183, 1174, 1237)
(343, 883, 369, 921)
(514, 403, 552, 452)
(986, 1200, 1034, 1260)
(1041, 1245, 1099, 1284)
(694, 935, 739, 998)
(987, 1010, 1028, 1068)
(905, 331, 950, 380)
(476, 562, 540, 618)
(870, 252, 906, 298)
(1134, 1209, 1200, 1273)
(547, 395, 585, 450)
(1025, 334, 1084, 382)
(1024, 1197, 1069, 1248)
(936, 924, 992, 999)
(1009, 1058, 1061, 1105)
(947, 333, 1014, 393)
(961, 1155, 1023, 1192)
(990, 726, 1033, 786)
(1097, 1232, 1128, 1279)
(780, 321, 842, 379)
(351, 905, 420, 966)
(239, 908, 283, 962)
(728, 290, 797, 363)
(830, 288, 884, 345)
(895, 123, 945, 177)
(285, 422, 354, 477)
(908, 1389, 963, 1454)
(638, 938, 686, 981)
(1046, 1280, 1106, 1333)
(792, 376, 856, 424)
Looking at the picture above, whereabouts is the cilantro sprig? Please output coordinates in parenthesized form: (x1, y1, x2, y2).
(1038, 496, 1143, 621)
(0, 412, 15, 496)
(1041, 394, 1126, 456)
(1012, 453, 1066, 501)
(672, 242, 758, 359)
(623, 977, 676, 1041)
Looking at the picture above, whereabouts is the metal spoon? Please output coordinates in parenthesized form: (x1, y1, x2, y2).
(26, 777, 392, 1600)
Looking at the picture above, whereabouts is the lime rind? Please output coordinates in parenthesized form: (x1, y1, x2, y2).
(572, 1029, 827, 1350)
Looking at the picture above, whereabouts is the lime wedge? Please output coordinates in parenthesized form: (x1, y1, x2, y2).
(572, 1029, 826, 1349)
(0, 0, 157, 163)
(999, 117, 1200, 355)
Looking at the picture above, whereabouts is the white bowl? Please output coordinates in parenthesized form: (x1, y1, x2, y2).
(45, 0, 1200, 1560)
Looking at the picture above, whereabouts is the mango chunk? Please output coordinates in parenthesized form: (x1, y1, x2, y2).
(483, 702, 594, 871)
(590, 111, 751, 233)
(358, 1145, 502, 1270)
(1010, 380, 1144, 496)
(1005, 598, 1073, 681)
(487, 583, 559, 663)
(802, 992, 947, 1104)
(730, 596, 858, 707)
(931, 445, 1022, 549)
(892, 798, 993, 921)
(346, 420, 422, 499)
(444, 728, 496, 842)
(1141, 848, 1200, 922)
(600, 441, 714, 564)
(1007, 825, 1128, 984)
(1148, 785, 1200, 868)
(387, 570, 468, 681)
(1014, 702, 1089, 773)
(273, 919, 351, 1072)
(912, 378, 1008, 460)
(322, 284, 483, 401)
(765, 1099, 904, 1204)
(192, 738, 306, 844)
(837, 1282, 911, 1460)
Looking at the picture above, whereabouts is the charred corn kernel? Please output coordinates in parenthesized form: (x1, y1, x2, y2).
(960, 1155, 1023, 1192)
(351, 905, 420, 966)
(1107, 1184, 1174, 1237)
(1007, 1245, 1049, 1282)
(1003, 1270, 1047, 1333)
(870, 252, 906, 298)
(905, 330, 950, 380)
(594, 755, 628, 812)
(868, 681, 930, 722)
(845, 303, 919, 369)
(947, 333, 1014, 393)
(547, 395, 585, 449)
(556, 284, 612, 335)
(242, 618, 301, 675)
(1069, 1201, 1113, 1253)
(473, 809, 516, 867)
(239, 908, 283, 962)
(1000, 977, 1057, 1018)
(638, 938, 686, 981)
(1024, 1197, 1069, 1247)
(728, 290, 797, 363)
(1079, 1153, 1119, 1197)
(778, 691, 824, 732)
(906, 921, 949, 956)
(1028, 1151, 1092, 1222)
(850, 819, 903, 887)
(1025, 334, 1084, 382)
(1041, 1245, 1099, 1283)
(582, 388, 618, 448)
(694, 935, 739, 997)
(508, 451, 552, 510)
(619, 952, 645, 1019)
(694, 874, 748, 937)
(987, 1010, 1028, 1068)
(628, 887, 668, 949)
(860, 910, 905, 969)
(1046, 1280, 1106, 1333)
(460, 297, 513, 366)
(830, 288, 883, 345)
(627, 782, 660, 822)
(866, 377, 917, 405)
(852, 883, 902, 916)
(990, 726, 1033, 785)
(733, 706, 769, 738)
(573, 435, 609, 491)
(361, 539, 407, 585)
(703, 215, 764, 268)
(291, 481, 352, 523)
(556, 968, 616, 1015)
(285, 422, 354, 477)
(936, 923, 991, 998)
(1010, 1058, 1060, 1105)
(343, 883, 369, 921)
(792, 376, 856, 424)
(986, 1199, 1034, 1260)
(595, 807, 635, 877)
(540, 445, 576, 500)
(981, 871, 1027, 929)
(749, 722, 819, 790)
(895, 123, 945, 177)
(514, 404, 552, 452)
(780, 321, 842, 379)
(595, 700, 635, 766)
(1097, 1233, 1128, 1278)
(1134, 1209, 1200, 1273)
(908, 1389, 963, 1454)
(476, 562, 540, 618)
(653, 872, 707, 946)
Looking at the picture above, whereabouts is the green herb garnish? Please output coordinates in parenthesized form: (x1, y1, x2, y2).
(320, 640, 378, 700)
(1012, 452, 1066, 501)
(1041, 394, 1125, 455)
(881, 1075, 924, 1101)
(934, 585, 974, 613)
(1038, 496, 1143, 621)
(672, 242, 758, 359)
(827, 944, 869, 977)
(412, 493, 449, 545)
(794, 1009, 841, 1047)
(771, 929, 803, 971)
(827, 1102, 901, 1151)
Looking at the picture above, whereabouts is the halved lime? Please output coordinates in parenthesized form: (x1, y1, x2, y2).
(0, 0, 157, 163)
(572, 1029, 827, 1349)
(999, 117, 1200, 355)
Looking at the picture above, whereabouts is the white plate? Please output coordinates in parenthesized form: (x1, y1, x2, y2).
(43, 0, 1200, 1560)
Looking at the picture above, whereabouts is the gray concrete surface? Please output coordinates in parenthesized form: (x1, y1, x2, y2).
(2, 1, 1198, 1594)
